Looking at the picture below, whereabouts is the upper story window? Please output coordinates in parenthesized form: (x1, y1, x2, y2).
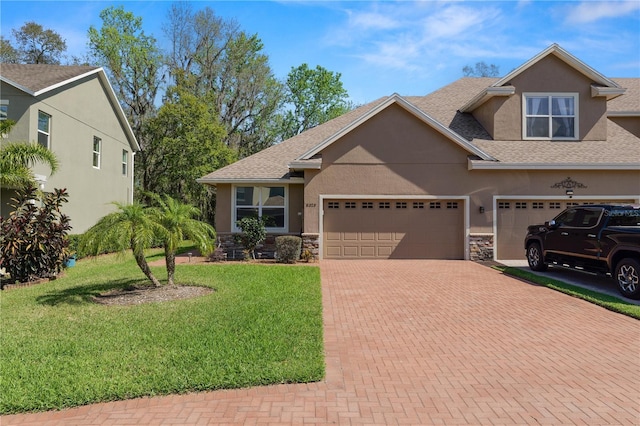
(93, 136, 101, 169)
(523, 93, 578, 140)
(234, 186, 286, 231)
(38, 111, 51, 148)
(122, 150, 128, 176)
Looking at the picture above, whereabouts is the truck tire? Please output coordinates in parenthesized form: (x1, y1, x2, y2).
(615, 258, 640, 300)
(526, 242, 547, 271)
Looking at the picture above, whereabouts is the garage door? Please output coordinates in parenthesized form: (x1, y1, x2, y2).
(496, 199, 635, 260)
(323, 199, 464, 259)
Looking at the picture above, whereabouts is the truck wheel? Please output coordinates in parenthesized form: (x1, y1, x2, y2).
(526, 242, 547, 271)
(615, 258, 640, 300)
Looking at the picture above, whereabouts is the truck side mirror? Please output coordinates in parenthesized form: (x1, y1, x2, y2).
(547, 220, 558, 229)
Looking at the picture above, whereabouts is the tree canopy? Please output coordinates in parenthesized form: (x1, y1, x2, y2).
(462, 61, 500, 77)
(11, 21, 67, 64)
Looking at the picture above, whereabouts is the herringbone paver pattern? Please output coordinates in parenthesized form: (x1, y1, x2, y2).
(3, 260, 639, 425)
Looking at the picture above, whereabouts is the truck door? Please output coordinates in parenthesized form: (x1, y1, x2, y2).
(545, 207, 603, 261)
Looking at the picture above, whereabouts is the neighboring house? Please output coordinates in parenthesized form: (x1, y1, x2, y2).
(0, 64, 139, 233)
(198, 44, 640, 261)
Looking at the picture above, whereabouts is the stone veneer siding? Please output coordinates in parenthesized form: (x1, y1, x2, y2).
(469, 234, 494, 261)
(217, 232, 320, 260)
(219, 232, 489, 261)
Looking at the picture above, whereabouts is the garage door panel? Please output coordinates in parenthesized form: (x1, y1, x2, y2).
(323, 199, 464, 259)
(343, 246, 358, 257)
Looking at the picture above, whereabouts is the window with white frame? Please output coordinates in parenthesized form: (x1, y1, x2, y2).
(524, 93, 578, 140)
(92, 136, 101, 169)
(122, 150, 128, 175)
(0, 100, 8, 121)
(234, 186, 286, 230)
(38, 111, 51, 148)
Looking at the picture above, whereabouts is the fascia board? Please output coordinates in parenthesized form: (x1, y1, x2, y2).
(299, 94, 496, 161)
(459, 86, 515, 112)
(492, 44, 621, 90)
(1, 76, 35, 95)
(591, 85, 626, 99)
(288, 160, 321, 170)
(608, 111, 640, 117)
(468, 159, 640, 170)
(95, 69, 141, 152)
(196, 177, 305, 185)
(32, 68, 103, 96)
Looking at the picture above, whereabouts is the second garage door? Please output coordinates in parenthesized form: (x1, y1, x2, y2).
(495, 199, 635, 260)
(323, 199, 464, 259)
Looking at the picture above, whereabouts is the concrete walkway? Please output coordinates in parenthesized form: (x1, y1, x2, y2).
(3, 260, 639, 425)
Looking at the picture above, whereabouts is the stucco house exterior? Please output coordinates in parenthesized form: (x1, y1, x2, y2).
(1, 64, 139, 233)
(198, 44, 640, 261)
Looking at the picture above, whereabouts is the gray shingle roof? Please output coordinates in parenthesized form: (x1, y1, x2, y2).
(201, 73, 639, 183)
(1, 63, 99, 94)
(202, 76, 639, 182)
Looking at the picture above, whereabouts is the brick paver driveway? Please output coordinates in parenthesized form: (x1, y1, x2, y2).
(4, 260, 639, 425)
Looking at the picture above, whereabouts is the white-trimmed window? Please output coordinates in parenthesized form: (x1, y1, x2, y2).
(122, 150, 128, 175)
(0, 100, 8, 121)
(234, 186, 286, 230)
(523, 93, 578, 140)
(92, 136, 101, 169)
(38, 111, 51, 148)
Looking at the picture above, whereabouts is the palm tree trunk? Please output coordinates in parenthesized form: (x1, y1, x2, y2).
(133, 248, 162, 287)
(165, 247, 176, 286)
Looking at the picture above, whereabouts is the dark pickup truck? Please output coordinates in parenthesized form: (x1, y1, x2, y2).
(524, 204, 640, 299)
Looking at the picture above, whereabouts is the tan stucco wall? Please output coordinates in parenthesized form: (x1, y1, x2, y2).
(302, 103, 640, 235)
(474, 55, 608, 141)
(288, 184, 304, 233)
(1, 76, 135, 233)
(214, 184, 232, 232)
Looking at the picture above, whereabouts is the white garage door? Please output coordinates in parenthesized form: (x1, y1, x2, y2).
(495, 199, 635, 260)
(323, 199, 464, 259)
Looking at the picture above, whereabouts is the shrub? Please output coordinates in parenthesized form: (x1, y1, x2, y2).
(0, 187, 72, 284)
(235, 217, 266, 260)
(207, 247, 227, 262)
(275, 236, 302, 264)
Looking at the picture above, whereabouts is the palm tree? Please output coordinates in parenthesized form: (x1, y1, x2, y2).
(80, 202, 163, 287)
(1, 120, 59, 188)
(148, 194, 216, 286)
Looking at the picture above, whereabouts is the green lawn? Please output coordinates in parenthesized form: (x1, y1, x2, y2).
(494, 265, 640, 319)
(0, 251, 324, 414)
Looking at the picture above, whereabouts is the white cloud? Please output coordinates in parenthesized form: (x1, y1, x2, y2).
(331, 3, 504, 72)
(565, 1, 640, 24)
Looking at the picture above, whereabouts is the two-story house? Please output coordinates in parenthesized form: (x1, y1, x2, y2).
(198, 44, 640, 261)
(1, 64, 140, 233)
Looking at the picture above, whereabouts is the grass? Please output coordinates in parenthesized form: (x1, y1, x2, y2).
(0, 250, 324, 414)
(493, 265, 640, 320)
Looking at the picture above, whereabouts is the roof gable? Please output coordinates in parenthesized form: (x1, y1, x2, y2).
(298, 94, 495, 161)
(460, 44, 625, 112)
(0, 64, 140, 152)
(494, 44, 621, 90)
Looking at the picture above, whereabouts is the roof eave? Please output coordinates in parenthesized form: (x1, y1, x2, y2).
(459, 86, 515, 113)
(197, 177, 305, 185)
(32, 68, 103, 96)
(591, 85, 626, 100)
(468, 159, 640, 170)
(608, 111, 640, 117)
(288, 160, 322, 170)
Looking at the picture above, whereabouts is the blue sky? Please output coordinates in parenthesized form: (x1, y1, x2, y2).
(2, 1, 639, 104)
